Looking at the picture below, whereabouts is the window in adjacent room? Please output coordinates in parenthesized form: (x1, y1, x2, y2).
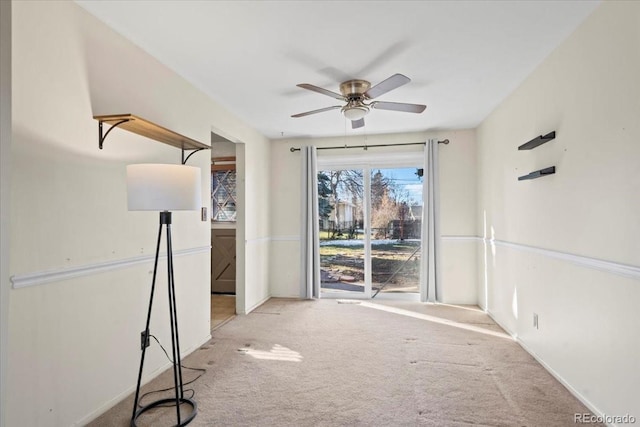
(211, 157, 236, 222)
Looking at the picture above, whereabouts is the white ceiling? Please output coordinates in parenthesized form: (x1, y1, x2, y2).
(76, 0, 600, 141)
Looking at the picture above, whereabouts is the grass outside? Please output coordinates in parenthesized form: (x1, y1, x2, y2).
(320, 240, 420, 292)
(319, 230, 364, 240)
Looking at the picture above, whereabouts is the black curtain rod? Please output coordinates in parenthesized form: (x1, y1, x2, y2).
(289, 139, 449, 152)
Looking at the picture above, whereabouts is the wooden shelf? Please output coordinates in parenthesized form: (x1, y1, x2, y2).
(518, 131, 556, 150)
(518, 166, 556, 181)
(94, 114, 209, 151)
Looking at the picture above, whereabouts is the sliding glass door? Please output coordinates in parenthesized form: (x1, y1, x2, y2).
(370, 168, 422, 296)
(318, 154, 424, 299)
(319, 168, 368, 296)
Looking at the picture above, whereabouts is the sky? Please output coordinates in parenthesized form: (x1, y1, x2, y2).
(377, 167, 423, 205)
(320, 166, 424, 205)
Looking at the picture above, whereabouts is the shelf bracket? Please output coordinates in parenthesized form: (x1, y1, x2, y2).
(182, 147, 207, 165)
(98, 119, 131, 150)
(518, 131, 556, 150)
(518, 166, 556, 181)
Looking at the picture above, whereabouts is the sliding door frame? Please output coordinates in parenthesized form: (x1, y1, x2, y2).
(318, 151, 425, 300)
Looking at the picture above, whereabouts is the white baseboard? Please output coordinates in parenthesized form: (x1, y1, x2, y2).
(485, 310, 608, 426)
(485, 309, 517, 338)
(516, 339, 609, 425)
(241, 294, 272, 315)
(74, 333, 212, 426)
(269, 293, 302, 299)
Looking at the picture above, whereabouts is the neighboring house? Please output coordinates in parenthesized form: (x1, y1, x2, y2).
(331, 200, 357, 230)
(407, 204, 422, 221)
(320, 199, 361, 237)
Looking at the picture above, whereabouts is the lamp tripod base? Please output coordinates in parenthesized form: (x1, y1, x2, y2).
(131, 397, 197, 427)
(131, 211, 197, 426)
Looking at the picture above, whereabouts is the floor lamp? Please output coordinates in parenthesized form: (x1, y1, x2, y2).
(126, 163, 201, 427)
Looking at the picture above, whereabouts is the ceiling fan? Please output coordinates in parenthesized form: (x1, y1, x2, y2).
(291, 73, 426, 129)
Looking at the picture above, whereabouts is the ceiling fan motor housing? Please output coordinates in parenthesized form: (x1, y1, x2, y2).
(340, 79, 371, 99)
(340, 80, 371, 120)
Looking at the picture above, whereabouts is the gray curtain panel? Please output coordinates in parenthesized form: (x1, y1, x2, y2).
(300, 146, 321, 299)
(421, 139, 442, 303)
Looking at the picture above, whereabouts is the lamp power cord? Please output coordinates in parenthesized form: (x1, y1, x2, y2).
(136, 334, 207, 408)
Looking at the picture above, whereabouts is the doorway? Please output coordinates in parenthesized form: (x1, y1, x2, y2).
(318, 154, 424, 300)
(210, 134, 238, 329)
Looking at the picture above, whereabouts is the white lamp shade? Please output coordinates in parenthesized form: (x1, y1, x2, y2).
(127, 164, 201, 211)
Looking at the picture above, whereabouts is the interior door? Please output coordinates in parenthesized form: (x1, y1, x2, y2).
(211, 228, 236, 294)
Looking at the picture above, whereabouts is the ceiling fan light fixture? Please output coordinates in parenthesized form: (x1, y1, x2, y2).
(293, 74, 424, 124)
(342, 105, 369, 121)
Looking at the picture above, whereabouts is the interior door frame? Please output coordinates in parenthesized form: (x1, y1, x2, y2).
(318, 151, 425, 300)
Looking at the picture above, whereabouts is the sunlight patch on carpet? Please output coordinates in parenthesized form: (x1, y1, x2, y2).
(238, 344, 303, 362)
(356, 301, 513, 340)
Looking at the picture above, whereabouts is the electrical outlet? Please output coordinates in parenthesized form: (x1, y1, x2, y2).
(533, 313, 539, 330)
(140, 330, 150, 350)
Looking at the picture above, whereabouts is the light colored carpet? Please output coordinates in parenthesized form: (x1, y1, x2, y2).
(89, 298, 601, 426)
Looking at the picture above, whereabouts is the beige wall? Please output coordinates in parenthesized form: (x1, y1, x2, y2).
(11, 0, 639, 424)
(1, 1, 11, 425)
(8, 1, 269, 425)
(242, 131, 272, 312)
(269, 130, 477, 303)
(211, 138, 236, 158)
(476, 1, 640, 418)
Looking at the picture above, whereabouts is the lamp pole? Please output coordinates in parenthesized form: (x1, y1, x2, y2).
(130, 211, 197, 426)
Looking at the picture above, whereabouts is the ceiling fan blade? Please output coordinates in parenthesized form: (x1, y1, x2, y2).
(291, 105, 342, 118)
(371, 101, 426, 113)
(365, 74, 411, 99)
(297, 83, 345, 100)
(351, 118, 365, 129)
